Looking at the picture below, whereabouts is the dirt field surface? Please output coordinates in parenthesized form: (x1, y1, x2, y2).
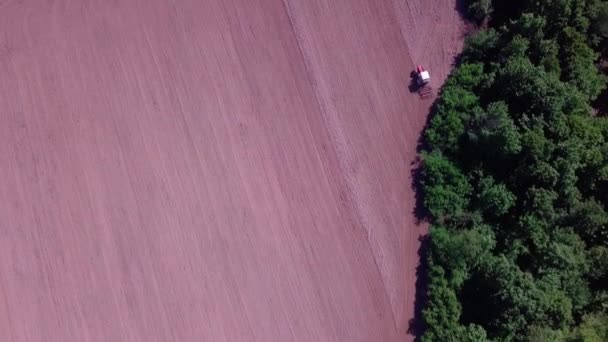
(0, 1, 464, 341)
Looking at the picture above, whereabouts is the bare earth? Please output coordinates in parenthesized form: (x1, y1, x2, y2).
(0, 1, 464, 341)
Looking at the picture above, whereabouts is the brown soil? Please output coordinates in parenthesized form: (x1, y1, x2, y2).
(0, 1, 465, 341)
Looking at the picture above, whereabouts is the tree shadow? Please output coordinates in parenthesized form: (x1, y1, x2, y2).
(452, 51, 464, 68)
(407, 234, 430, 341)
(593, 60, 608, 116)
(593, 89, 608, 116)
(407, 64, 459, 339)
(410, 96, 442, 224)
(454, 0, 468, 20)
(410, 158, 427, 224)
(405, 2, 478, 335)
(406, 97, 441, 341)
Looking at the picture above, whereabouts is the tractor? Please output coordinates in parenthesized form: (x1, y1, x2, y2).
(416, 65, 430, 86)
(414, 65, 432, 99)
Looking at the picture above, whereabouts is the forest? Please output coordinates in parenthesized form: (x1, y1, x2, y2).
(420, 0, 608, 340)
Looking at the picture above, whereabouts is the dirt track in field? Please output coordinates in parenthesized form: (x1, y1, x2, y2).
(0, 1, 464, 341)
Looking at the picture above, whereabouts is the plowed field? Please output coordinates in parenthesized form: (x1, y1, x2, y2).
(0, 1, 464, 341)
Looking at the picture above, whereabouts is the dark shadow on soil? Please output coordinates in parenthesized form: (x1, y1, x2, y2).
(407, 96, 441, 340)
(406, 2, 476, 337)
(410, 157, 427, 224)
(408, 70, 422, 94)
(410, 96, 442, 224)
(406, 234, 430, 341)
(594, 89, 608, 116)
(406, 50, 465, 339)
(455, 0, 468, 20)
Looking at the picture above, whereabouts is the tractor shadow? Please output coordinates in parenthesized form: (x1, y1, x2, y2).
(408, 70, 422, 94)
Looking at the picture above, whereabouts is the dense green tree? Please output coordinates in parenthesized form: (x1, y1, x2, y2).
(524, 187, 559, 221)
(567, 313, 608, 341)
(527, 325, 566, 342)
(430, 225, 495, 288)
(493, 56, 571, 120)
(526, 313, 608, 341)
(467, 101, 522, 160)
(560, 27, 607, 101)
(439, 85, 481, 114)
(587, 291, 608, 313)
(517, 214, 551, 254)
(420, 1, 608, 340)
(510, 13, 547, 43)
(425, 85, 481, 154)
(506, 13, 565, 73)
(422, 264, 465, 341)
(468, 0, 493, 23)
(461, 29, 500, 63)
(425, 109, 466, 154)
(541, 230, 591, 312)
(540, 39, 563, 74)
(476, 175, 516, 217)
(501, 35, 531, 61)
(444, 63, 488, 91)
(470, 256, 542, 339)
(589, 1, 608, 55)
(524, 0, 590, 34)
(422, 263, 489, 342)
(421, 152, 472, 219)
(587, 246, 608, 281)
(569, 199, 608, 244)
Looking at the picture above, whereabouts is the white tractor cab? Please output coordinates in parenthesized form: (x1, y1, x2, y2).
(416, 65, 430, 86)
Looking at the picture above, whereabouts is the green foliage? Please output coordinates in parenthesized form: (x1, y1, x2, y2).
(591, 2, 608, 39)
(472, 256, 547, 339)
(560, 27, 607, 101)
(421, 264, 462, 341)
(540, 39, 563, 74)
(589, 1, 608, 45)
(567, 313, 608, 341)
(422, 263, 489, 342)
(425, 82, 482, 154)
(467, 0, 493, 23)
(587, 290, 608, 313)
(510, 13, 547, 43)
(493, 55, 581, 121)
(570, 199, 608, 244)
(587, 246, 608, 280)
(502, 35, 531, 60)
(445, 63, 487, 91)
(419, 1, 608, 340)
(527, 314, 608, 342)
(525, 187, 559, 221)
(422, 152, 472, 219)
(461, 29, 500, 64)
(440, 85, 480, 114)
(425, 109, 466, 154)
(506, 13, 564, 74)
(589, 1, 608, 56)
(467, 101, 522, 158)
(524, 0, 590, 34)
(430, 225, 495, 288)
(476, 175, 516, 216)
(527, 325, 566, 342)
